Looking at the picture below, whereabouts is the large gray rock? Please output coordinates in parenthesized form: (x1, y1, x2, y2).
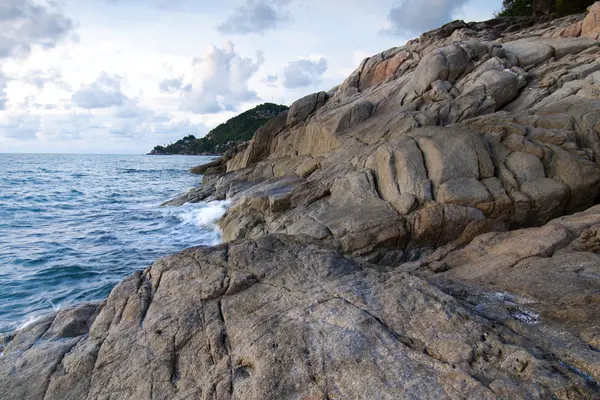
(286, 91, 328, 128)
(2, 229, 599, 399)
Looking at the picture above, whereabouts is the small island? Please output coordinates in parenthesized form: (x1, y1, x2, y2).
(148, 103, 288, 155)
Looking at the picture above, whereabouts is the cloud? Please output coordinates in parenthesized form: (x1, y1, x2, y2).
(0, 71, 7, 110)
(0, 0, 75, 60)
(262, 74, 279, 87)
(0, 1, 75, 111)
(108, 114, 207, 139)
(179, 41, 264, 114)
(114, 101, 154, 119)
(22, 68, 71, 90)
(150, 119, 207, 136)
(0, 113, 41, 140)
(283, 57, 327, 89)
(72, 72, 129, 109)
(159, 77, 183, 93)
(217, 0, 290, 35)
(42, 112, 98, 141)
(385, 0, 470, 36)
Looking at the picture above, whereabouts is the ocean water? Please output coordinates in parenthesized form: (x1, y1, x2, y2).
(0, 154, 228, 334)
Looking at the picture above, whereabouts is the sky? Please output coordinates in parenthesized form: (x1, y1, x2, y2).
(0, 0, 502, 154)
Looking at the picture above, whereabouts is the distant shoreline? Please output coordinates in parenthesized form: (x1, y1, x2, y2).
(146, 153, 221, 156)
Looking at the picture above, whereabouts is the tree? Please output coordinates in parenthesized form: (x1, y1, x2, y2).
(533, 0, 556, 15)
(498, 0, 534, 17)
(498, 0, 594, 16)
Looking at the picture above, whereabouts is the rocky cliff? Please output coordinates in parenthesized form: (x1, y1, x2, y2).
(3, 5, 600, 399)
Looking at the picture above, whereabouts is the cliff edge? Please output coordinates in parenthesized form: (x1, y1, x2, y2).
(3, 5, 600, 399)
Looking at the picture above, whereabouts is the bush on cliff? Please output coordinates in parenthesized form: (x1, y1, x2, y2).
(498, 0, 595, 16)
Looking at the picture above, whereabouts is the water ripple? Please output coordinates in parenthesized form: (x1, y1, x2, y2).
(0, 153, 222, 333)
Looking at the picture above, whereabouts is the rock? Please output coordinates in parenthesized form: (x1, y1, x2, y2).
(3, 231, 600, 399)
(520, 178, 570, 224)
(582, 2, 600, 39)
(414, 128, 494, 186)
(434, 206, 600, 388)
(229, 110, 289, 171)
(558, 21, 583, 37)
(335, 101, 374, 132)
(436, 177, 492, 207)
(502, 40, 554, 67)
(461, 68, 527, 108)
(412, 43, 473, 95)
(295, 157, 321, 178)
(359, 50, 411, 90)
(5, 10, 600, 399)
(505, 151, 546, 185)
(190, 157, 223, 174)
(286, 91, 328, 128)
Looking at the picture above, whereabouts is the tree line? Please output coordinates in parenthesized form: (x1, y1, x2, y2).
(499, 0, 596, 17)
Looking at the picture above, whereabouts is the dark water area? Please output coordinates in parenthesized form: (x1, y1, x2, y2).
(0, 154, 228, 333)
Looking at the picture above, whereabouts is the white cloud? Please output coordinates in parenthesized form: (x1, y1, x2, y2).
(385, 0, 471, 36)
(0, 0, 75, 111)
(178, 41, 264, 114)
(0, 71, 7, 110)
(158, 77, 183, 94)
(41, 112, 97, 141)
(0, 112, 41, 140)
(0, 0, 76, 60)
(0, 0, 502, 153)
(217, 0, 291, 35)
(283, 57, 327, 89)
(22, 68, 71, 91)
(72, 72, 128, 109)
(262, 74, 279, 87)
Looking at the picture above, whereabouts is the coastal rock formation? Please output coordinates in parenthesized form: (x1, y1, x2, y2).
(2, 208, 600, 399)
(3, 5, 600, 399)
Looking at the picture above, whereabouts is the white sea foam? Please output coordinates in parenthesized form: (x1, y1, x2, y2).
(163, 200, 230, 245)
(18, 314, 43, 330)
(178, 200, 230, 228)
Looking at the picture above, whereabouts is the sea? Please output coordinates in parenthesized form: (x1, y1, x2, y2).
(0, 154, 228, 334)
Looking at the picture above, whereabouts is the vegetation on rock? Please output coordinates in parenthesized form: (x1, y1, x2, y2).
(148, 103, 288, 155)
(498, 0, 596, 17)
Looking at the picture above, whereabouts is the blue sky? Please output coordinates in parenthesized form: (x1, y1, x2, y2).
(0, 0, 502, 154)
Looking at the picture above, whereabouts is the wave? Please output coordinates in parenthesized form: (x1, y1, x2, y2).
(18, 314, 43, 330)
(172, 200, 230, 234)
(119, 168, 186, 174)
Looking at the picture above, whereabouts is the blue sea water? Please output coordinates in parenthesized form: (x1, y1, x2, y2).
(0, 154, 227, 334)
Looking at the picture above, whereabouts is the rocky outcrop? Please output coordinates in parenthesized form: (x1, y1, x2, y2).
(3, 209, 600, 399)
(3, 5, 600, 400)
(183, 10, 600, 260)
(583, 1, 600, 39)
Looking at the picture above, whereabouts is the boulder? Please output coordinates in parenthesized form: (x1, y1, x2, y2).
(582, 1, 600, 39)
(3, 230, 600, 399)
(286, 92, 328, 127)
(502, 40, 554, 67)
(190, 157, 223, 174)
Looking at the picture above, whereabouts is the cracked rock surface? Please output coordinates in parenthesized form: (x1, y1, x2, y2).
(2, 226, 600, 399)
(3, 6, 600, 400)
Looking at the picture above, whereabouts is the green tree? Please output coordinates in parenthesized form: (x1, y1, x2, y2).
(498, 0, 594, 16)
(556, 0, 596, 15)
(498, 0, 534, 17)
